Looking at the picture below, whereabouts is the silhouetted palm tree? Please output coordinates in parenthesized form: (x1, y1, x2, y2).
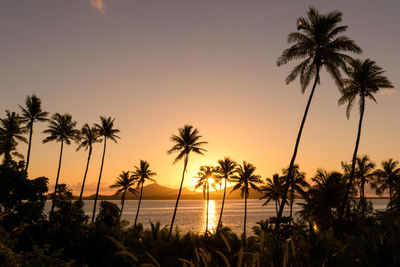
(282, 164, 309, 220)
(194, 165, 215, 233)
(167, 125, 207, 236)
(110, 171, 137, 220)
(43, 113, 79, 213)
(373, 159, 400, 215)
(276, 7, 361, 229)
(354, 155, 375, 218)
(231, 161, 262, 245)
(338, 59, 393, 219)
(299, 169, 346, 231)
(0, 111, 27, 163)
(131, 160, 156, 229)
(76, 124, 100, 202)
(92, 116, 120, 222)
(19, 94, 49, 172)
(260, 174, 286, 216)
(215, 157, 237, 231)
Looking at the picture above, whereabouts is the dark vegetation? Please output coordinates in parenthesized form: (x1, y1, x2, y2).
(0, 6, 399, 266)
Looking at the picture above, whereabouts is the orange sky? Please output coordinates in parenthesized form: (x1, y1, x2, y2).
(1, 1, 399, 195)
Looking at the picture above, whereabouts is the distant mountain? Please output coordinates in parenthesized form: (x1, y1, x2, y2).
(83, 183, 264, 200)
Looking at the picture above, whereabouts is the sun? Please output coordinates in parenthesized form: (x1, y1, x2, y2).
(207, 177, 215, 185)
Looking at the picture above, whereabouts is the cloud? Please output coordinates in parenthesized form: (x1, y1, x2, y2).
(89, 0, 106, 14)
(379, 88, 396, 96)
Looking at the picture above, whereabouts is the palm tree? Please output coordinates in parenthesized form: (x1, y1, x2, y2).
(167, 125, 207, 236)
(215, 157, 237, 231)
(373, 159, 400, 215)
(42, 113, 79, 213)
(299, 169, 346, 231)
(260, 174, 286, 216)
(131, 160, 156, 229)
(19, 94, 49, 172)
(354, 155, 375, 218)
(338, 59, 393, 219)
(275, 7, 361, 229)
(91, 116, 120, 222)
(76, 124, 100, 202)
(231, 161, 262, 245)
(194, 165, 215, 233)
(0, 111, 27, 163)
(282, 164, 309, 221)
(110, 171, 137, 220)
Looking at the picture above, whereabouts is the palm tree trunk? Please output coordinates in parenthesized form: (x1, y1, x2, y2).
(92, 137, 107, 222)
(50, 140, 64, 213)
(169, 155, 188, 237)
(25, 121, 33, 173)
(134, 181, 144, 229)
(119, 190, 126, 221)
(206, 181, 209, 234)
(275, 67, 320, 231)
(340, 95, 365, 221)
(217, 177, 227, 231)
(361, 178, 365, 220)
(79, 146, 92, 202)
(275, 200, 278, 216)
(389, 183, 393, 216)
(289, 187, 294, 222)
(244, 195, 247, 246)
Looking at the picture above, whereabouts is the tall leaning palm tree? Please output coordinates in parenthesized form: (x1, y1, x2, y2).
(194, 165, 215, 234)
(19, 94, 49, 172)
(338, 59, 393, 219)
(373, 159, 400, 215)
(0, 111, 27, 163)
(215, 157, 237, 231)
(275, 6, 361, 230)
(91, 116, 120, 222)
(167, 125, 207, 236)
(43, 113, 79, 213)
(110, 171, 137, 220)
(231, 161, 262, 245)
(131, 160, 156, 229)
(76, 124, 100, 202)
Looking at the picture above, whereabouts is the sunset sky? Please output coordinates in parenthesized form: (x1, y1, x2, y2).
(1, 0, 399, 195)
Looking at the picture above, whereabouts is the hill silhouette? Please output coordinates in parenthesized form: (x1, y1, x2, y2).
(83, 183, 264, 200)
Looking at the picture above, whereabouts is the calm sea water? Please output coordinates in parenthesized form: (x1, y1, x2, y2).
(46, 199, 389, 234)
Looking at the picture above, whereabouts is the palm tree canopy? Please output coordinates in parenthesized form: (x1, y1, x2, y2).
(110, 171, 138, 195)
(277, 6, 361, 91)
(373, 159, 400, 195)
(338, 59, 393, 118)
(95, 116, 120, 142)
(167, 125, 208, 164)
(19, 94, 49, 125)
(282, 164, 309, 191)
(76, 123, 101, 151)
(260, 174, 286, 206)
(355, 155, 375, 184)
(216, 157, 237, 182)
(0, 111, 27, 159)
(131, 160, 157, 187)
(194, 166, 216, 196)
(42, 113, 80, 145)
(231, 161, 263, 198)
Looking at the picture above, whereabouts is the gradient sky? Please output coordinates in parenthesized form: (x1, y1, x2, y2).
(1, 0, 399, 195)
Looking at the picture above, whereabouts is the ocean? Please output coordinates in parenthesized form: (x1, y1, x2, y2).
(46, 199, 389, 234)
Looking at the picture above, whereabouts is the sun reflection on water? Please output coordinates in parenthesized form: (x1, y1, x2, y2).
(202, 200, 218, 233)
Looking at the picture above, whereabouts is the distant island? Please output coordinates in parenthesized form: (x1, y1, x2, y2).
(82, 183, 264, 200)
(82, 183, 388, 200)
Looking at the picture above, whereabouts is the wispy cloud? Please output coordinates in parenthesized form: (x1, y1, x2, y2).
(379, 88, 395, 96)
(89, 0, 106, 14)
